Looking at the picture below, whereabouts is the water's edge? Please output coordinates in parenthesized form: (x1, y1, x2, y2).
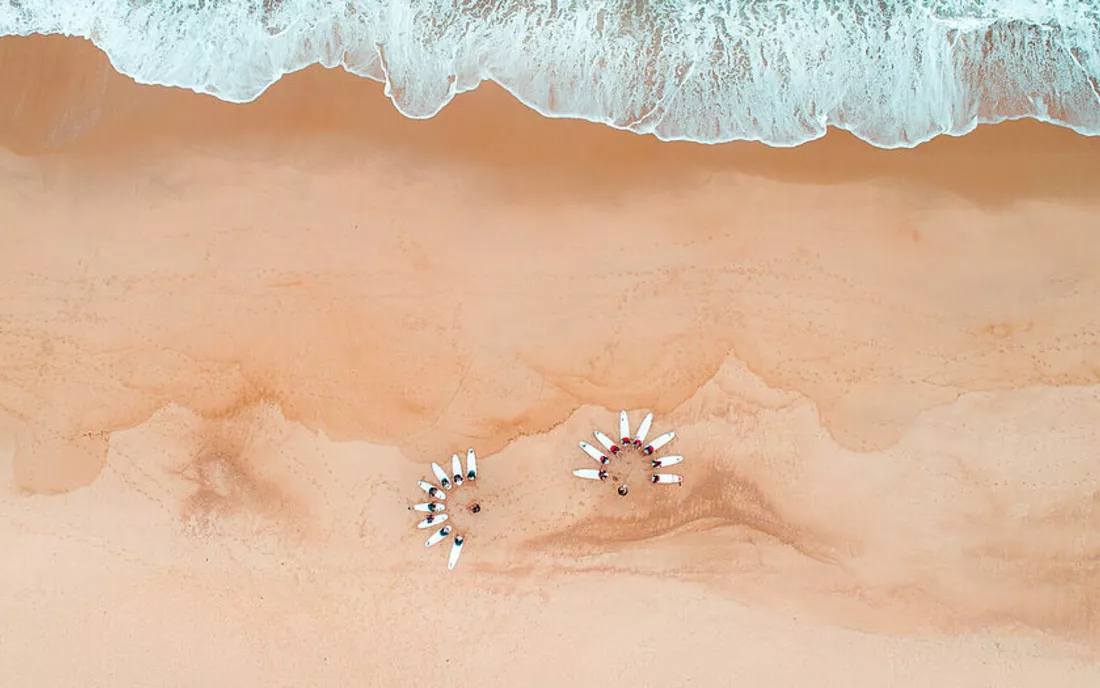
(5, 0, 1100, 148)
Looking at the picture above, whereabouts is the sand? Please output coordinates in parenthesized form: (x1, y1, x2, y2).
(2, 34, 1100, 686)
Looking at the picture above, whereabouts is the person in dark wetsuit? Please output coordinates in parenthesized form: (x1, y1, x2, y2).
(471, 503, 481, 514)
(617, 484, 629, 496)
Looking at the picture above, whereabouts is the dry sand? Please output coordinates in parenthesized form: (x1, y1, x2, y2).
(2, 35, 1100, 686)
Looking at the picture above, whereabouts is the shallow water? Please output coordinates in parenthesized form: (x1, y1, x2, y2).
(3, 0, 1099, 146)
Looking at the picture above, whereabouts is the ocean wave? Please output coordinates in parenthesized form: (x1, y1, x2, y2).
(2, 0, 1099, 147)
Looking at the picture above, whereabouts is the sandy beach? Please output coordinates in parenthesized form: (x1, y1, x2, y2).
(2, 35, 1100, 686)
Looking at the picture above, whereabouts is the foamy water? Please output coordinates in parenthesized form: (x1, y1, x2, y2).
(3, 0, 1099, 147)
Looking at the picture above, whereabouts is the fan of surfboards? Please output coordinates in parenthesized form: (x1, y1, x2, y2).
(414, 448, 478, 570)
(572, 410, 684, 488)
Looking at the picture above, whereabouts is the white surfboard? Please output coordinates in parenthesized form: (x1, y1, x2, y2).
(432, 462, 452, 490)
(412, 502, 445, 513)
(425, 524, 452, 547)
(593, 430, 619, 454)
(572, 468, 608, 481)
(651, 473, 683, 485)
(466, 448, 477, 481)
(633, 412, 654, 446)
(643, 431, 675, 455)
(619, 410, 631, 444)
(578, 441, 609, 464)
(451, 453, 464, 487)
(448, 534, 465, 570)
(417, 513, 449, 529)
(417, 480, 446, 500)
(651, 455, 683, 468)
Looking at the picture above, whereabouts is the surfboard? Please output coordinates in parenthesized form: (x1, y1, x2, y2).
(593, 430, 620, 454)
(417, 480, 446, 500)
(466, 448, 477, 481)
(412, 502, 445, 513)
(451, 453, 464, 487)
(579, 441, 610, 464)
(633, 412, 654, 446)
(572, 468, 608, 481)
(417, 513, 449, 529)
(643, 431, 675, 455)
(651, 473, 683, 485)
(448, 534, 465, 570)
(425, 524, 452, 547)
(432, 462, 452, 490)
(619, 410, 631, 444)
(651, 455, 683, 468)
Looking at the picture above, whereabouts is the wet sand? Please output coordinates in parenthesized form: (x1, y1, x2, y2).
(2, 35, 1100, 686)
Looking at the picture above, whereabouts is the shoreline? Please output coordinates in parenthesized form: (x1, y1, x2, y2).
(2, 36, 1100, 208)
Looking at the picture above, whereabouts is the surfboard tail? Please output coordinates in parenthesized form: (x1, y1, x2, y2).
(644, 431, 675, 455)
(425, 525, 453, 547)
(417, 513, 449, 529)
(594, 430, 619, 454)
(579, 441, 609, 464)
(652, 455, 684, 468)
(448, 536, 465, 570)
(451, 453, 464, 486)
(432, 462, 452, 490)
(417, 480, 446, 500)
(651, 473, 683, 485)
(466, 448, 477, 480)
(573, 468, 607, 481)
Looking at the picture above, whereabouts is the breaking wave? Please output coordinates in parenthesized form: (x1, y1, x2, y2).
(2, 0, 1099, 147)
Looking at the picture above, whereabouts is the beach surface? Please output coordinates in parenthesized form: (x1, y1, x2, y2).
(2, 35, 1100, 686)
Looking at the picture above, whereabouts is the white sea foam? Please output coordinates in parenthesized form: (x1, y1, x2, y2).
(2, 0, 1098, 147)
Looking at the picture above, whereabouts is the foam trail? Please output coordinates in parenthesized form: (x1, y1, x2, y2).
(2, 0, 1098, 147)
